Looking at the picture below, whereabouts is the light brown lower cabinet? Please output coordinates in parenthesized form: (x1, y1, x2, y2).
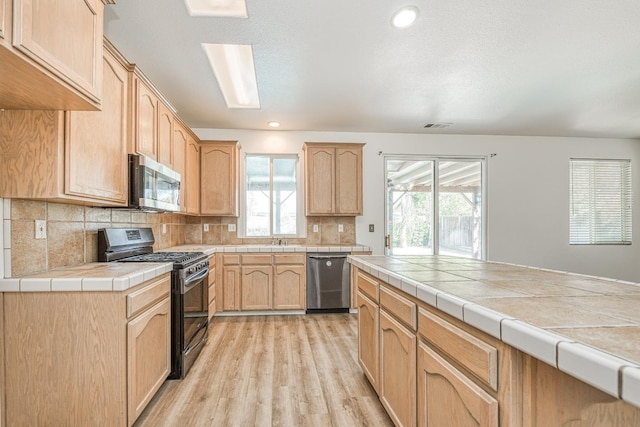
(218, 253, 306, 312)
(418, 341, 498, 426)
(208, 255, 216, 320)
(380, 308, 417, 427)
(2, 273, 171, 426)
(355, 267, 640, 427)
(127, 297, 171, 423)
(273, 264, 306, 310)
(357, 291, 379, 393)
(241, 265, 272, 310)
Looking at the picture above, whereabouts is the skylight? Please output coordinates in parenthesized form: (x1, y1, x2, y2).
(184, 0, 248, 18)
(202, 43, 260, 109)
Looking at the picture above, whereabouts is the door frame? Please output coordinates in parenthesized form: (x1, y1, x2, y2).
(383, 155, 488, 259)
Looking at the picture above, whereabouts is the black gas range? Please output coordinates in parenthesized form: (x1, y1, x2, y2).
(98, 227, 209, 379)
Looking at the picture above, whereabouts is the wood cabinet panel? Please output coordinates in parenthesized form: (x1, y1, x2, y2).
(200, 141, 238, 216)
(0, 0, 6, 40)
(157, 101, 174, 167)
(8, 0, 103, 106)
(4, 291, 127, 426)
(303, 142, 364, 216)
(127, 297, 171, 425)
(418, 307, 498, 391)
(273, 253, 306, 265)
(127, 275, 171, 319)
(0, 45, 128, 209)
(380, 284, 416, 330)
(418, 341, 498, 427)
(65, 43, 128, 204)
(305, 145, 335, 215)
(380, 308, 416, 427)
(336, 147, 362, 214)
(135, 79, 158, 159)
(273, 264, 305, 310)
(222, 265, 241, 311)
(357, 270, 379, 303)
(173, 122, 188, 212)
(241, 266, 272, 310)
(357, 291, 379, 393)
(185, 136, 201, 214)
(241, 254, 272, 265)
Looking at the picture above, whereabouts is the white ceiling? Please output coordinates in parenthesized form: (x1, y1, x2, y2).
(104, 1, 640, 138)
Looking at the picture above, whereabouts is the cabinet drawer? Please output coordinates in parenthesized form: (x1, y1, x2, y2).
(380, 284, 416, 330)
(222, 254, 240, 265)
(418, 307, 498, 391)
(127, 275, 171, 319)
(241, 254, 272, 265)
(357, 270, 379, 302)
(273, 254, 306, 265)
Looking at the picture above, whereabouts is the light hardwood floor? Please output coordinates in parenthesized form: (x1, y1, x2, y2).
(135, 314, 393, 427)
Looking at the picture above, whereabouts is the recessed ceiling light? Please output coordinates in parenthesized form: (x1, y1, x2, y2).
(185, 0, 248, 17)
(202, 43, 260, 109)
(268, 121, 281, 128)
(391, 6, 419, 28)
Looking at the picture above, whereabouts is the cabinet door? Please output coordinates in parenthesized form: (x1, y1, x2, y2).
(185, 137, 201, 214)
(305, 146, 335, 215)
(380, 309, 417, 427)
(273, 264, 305, 310)
(12, 0, 103, 101)
(200, 142, 238, 216)
(127, 297, 171, 425)
(173, 123, 188, 212)
(135, 79, 158, 159)
(335, 146, 362, 215)
(222, 265, 241, 311)
(357, 291, 379, 393)
(418, 342, 498, 427)
(157, 102, 174, 167)
(241, 266, 272, 310)
(0, 0, 6, 40)
(65, 46, 128, 205)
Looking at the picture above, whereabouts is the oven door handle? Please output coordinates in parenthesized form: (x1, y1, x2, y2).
(183, 268, 210, 292)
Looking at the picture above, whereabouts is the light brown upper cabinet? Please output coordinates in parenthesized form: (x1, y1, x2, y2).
(0, 40, 128, 206)
(157, 101, 174, 168)
(303, 142, 364, 216)
(0, 0, 110, 111)
(185, 136, 201, 215)
(200, 141, 239, 216)
(173, 121, 189, 213)
(131, 69, 176, 166)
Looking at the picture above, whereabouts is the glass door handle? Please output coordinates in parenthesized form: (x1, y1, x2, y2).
(385, 234, 391, 250)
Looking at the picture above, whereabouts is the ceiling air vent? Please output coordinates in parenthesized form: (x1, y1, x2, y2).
(423, 123, 452, 129)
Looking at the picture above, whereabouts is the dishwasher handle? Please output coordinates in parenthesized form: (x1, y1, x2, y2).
(308, 254, 348, 260)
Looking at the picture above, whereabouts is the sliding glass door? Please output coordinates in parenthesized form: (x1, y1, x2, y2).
(385, 157, 485, 259)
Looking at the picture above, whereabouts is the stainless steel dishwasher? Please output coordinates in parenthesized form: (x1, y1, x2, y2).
(306, 253, 350, 313)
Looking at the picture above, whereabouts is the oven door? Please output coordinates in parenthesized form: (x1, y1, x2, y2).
(180, 267, 209, 377)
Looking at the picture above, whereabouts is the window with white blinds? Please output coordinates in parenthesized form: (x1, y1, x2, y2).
(569, 159, 632, 245)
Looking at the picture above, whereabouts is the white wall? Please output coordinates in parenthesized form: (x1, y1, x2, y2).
(195, 128, 640, 282)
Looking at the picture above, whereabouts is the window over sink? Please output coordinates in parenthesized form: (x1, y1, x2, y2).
(241, 154, 303, 237)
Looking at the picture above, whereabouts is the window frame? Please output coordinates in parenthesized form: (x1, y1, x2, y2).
(239, 152, 306, 238)
(569, 158, 632, 245)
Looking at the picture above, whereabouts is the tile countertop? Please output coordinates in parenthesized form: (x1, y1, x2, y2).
(348, 254, 640, 409)
(0, 244, 371, 293)
(163, 244, 372, 256)
(0, 262, 173, 292)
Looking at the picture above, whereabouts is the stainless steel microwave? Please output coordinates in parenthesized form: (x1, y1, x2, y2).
(129, 154, 181, 212)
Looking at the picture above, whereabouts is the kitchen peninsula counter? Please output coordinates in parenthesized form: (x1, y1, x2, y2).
(348, 254, 640, 414)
